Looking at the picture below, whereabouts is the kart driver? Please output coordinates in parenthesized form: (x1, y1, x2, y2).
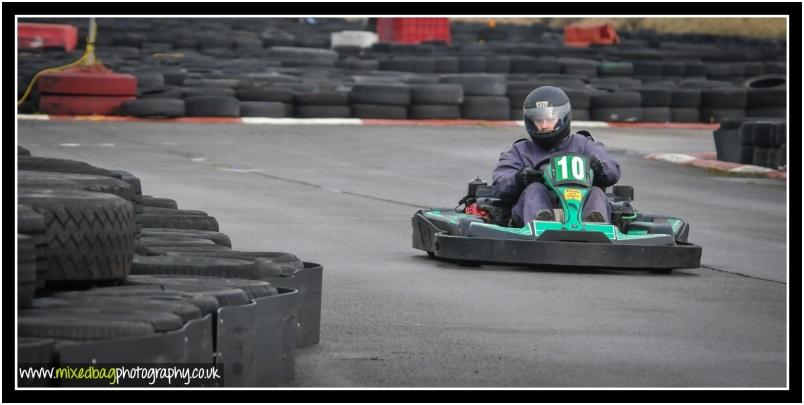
(492, 86, 621, 227)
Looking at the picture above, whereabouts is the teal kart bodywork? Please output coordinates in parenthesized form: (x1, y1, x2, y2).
(412, 153, 702, 270)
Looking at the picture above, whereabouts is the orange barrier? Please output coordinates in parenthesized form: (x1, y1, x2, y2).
(18, 22, 78, 51)
(564, 23, 620, 47)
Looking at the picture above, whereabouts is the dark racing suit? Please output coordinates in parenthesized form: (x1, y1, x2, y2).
(492, 133, 621, 227)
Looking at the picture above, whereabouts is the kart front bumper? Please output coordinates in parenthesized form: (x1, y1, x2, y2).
(412, 212, 702, 270)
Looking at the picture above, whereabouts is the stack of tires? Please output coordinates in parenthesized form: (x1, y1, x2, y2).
(590, 90, 642, 122)
(18, 18, 786, 123)
(349, 83, 411, 119)
(736, 120, 787, 169)
(409, 83, 463, 119)
(441, 74, 509, 120)
(744, 74, 786, 118)
(17, 147, 323, 387)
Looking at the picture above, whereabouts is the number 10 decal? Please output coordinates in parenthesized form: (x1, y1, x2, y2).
(555, 156, 585, 181)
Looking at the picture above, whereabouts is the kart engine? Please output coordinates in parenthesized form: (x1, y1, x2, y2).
(460, 177, 512, 227)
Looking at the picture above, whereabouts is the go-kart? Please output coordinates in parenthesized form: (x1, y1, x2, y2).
(412, 152, 702, 271)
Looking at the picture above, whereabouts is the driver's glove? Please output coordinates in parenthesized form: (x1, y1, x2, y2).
(517, 166, 543, 187)
(589, 155, 606, 185)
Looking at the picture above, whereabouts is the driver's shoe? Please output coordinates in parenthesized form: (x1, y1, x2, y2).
(534, 209, 555, 221)
(584, 211, 607, 223)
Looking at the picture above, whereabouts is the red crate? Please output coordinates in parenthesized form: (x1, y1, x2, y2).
(564, 23, 620, 47)
(376, 18, 450, 44)
(18, 22, 78, 52)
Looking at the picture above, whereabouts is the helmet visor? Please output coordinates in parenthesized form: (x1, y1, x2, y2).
(524, 103, 571, 133)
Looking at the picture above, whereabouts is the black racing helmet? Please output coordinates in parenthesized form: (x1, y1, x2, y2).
(523, 86, 572, 149)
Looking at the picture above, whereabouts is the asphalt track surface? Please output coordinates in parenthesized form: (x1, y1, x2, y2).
(17, 120, 788, 388)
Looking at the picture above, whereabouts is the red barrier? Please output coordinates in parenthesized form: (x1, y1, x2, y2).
(38, 95, 135, 115)
(377, 18, 450, 44)
(38, 65, 137, 96)
(564, 23, 620, 47)
(37, 65, 137, 115)
(18, 22, 78, 51)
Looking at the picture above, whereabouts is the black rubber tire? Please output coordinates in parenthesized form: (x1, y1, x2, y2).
(351, 104, 407, 119)
(670, 88, 701, 108)
(129, 275, 278, 300)
(181, 87, 236, 98)
(751, 121, 775, 147)
(139, 228, 231, 247)
(141, 195, 178, 209)
(440, 74, 506, 96)
(267, 46, 338, 61)
(409, 104, 461, 119)
(18, 189, 136, 284)
(236, 88, 294, 103)
(632, 61, 662, 76)
(700, 88, 748, 108)
(137, 85, 183, 99)
(746, 88, 786, 108)
(142, 207, 206, 216)
(743, 74, 785, 89)
(699, 108, 745, 123)
(459, 56, 485, 73)
(183, 78, 240, 88)
(773, 122, 786, 147)
(22, 307, 184, 333)
(56, 285, 221, 315)
(18, 170, 141, 234)
(590, 91, 641, 108)
(121, 282, 251, 307)
(670, 108, 700, 123)
(636, 87, 672, 107)
(132, 71, 165, 88)
(564, 89, 592, 110)
(33, 295, 202, 323)
(461, 96, 510, 120)
(740, 145, 754, 164)
(776, 143, 786, 168)
(294, 105, 352, 118)
(294, 91, 350, 106)
(589, 107, 642, 122)
(433, 56, 459, 73)
(559, 58, 598, 77)
(598, 61, 633, 77)
(18, 156, 117, 178)
(410, 84, 464, 105)
(131, 255, 262, 280)
(752, 147, 770, 167)
(641, 107, 672, 122)
(18, 205, 49, 289)
(142, 245, 233, 255)
(746, 107, 786, 118)
(122, 98, 185, 118)
(571, 109, 590, 121)
(484, 56, 510, 73)
(349, 84, 411, 106)
(141, 213, 219, 231)
(165, 251, 303, 277)
(184, 96, 240, 117)
(137, 236, 218, 249)
(18, 235, 37, 309)
(19, 315, 155, 341)
(766, 148, 778, 169)
(239, 101, 287, 117)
